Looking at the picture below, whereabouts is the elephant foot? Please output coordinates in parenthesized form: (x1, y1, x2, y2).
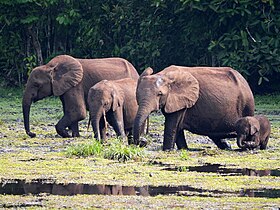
(127, 136, 133, 145)
(59, 130, 71, 138)
(176, 140, 188, 150)
(162, 147, 175, 152)
(139, 137, 148, 147)
(55, 125, 71, 138)
(177, 146, 189, 150)
(72, 132, 80, 138)
(27, 131, 36, 138)
(260, 145, 267, 150)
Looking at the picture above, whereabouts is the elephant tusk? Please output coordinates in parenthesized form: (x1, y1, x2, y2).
(103, 110, 108, 131)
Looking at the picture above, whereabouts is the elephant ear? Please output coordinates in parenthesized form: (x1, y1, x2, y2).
(112, 89, 124, 112)
(140, 67, 153, 77)
(164, 68, 199, 113)
(250, 120, 260, 135)
(49, 55, 83, 96)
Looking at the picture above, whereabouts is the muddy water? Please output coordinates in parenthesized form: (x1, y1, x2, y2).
(163, 163, 280, 177)
(2, 163, 279, 198)
(1, 179, 279, 198)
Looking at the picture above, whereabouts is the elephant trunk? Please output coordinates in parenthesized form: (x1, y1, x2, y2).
(133, 105, 151, 145)
(22, 93, 36, 138)
(245, 135, 260, 149)
(237, 135, 247, 149)
(91, 108, 107, 141)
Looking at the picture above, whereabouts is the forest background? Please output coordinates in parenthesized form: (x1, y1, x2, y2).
(0, 0, 279, 93)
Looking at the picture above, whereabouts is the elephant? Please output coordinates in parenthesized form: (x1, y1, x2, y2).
(235, 115, 271, 150)
(133, 66, 255, 151)
(22, 55, 139, 138)
(87, 78, 141, 143)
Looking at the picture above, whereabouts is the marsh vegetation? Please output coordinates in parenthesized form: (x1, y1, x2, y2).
(0, 88, 280, 209)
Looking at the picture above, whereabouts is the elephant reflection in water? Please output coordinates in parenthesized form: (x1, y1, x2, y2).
(83, 185, 149, 196)
(243, 169, 271, 177)
(22, 183, 149, 196)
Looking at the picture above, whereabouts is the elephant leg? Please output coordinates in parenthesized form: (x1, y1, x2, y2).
(55, 96, 71, 137)
(126, 129, 133, 145)
(70, 121, 80, 137)
(210, 137, 231, 150)
(109, 110, 126, 139)
(55, 117, 72, 138)
(163, 109, 186, 151)
(99, 117, 107, 141)
(176, 130, 188, 150)
(260, 136, 269, 150)
(57, 89, 86, 138)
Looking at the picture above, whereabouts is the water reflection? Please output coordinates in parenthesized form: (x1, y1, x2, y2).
(164, 163, 280, 177)
(1, 179, 280, 198)
(241, 189, 280, 198)
(0, 180, 149, 196)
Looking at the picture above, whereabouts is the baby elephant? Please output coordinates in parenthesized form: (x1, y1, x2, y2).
(235, 115, 271, 150)
(87, 78, 139, 143)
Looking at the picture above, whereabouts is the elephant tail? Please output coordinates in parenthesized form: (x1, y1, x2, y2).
(124, 59, 139, 80)
(87, 117, 91, 132)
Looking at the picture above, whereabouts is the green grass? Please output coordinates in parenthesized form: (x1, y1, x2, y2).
(66, 138, 145, 162)
(66, 138, 104, 157)
(0, 89, 280, 208)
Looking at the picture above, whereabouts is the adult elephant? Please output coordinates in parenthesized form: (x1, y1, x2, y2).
(133, 66, 255, 151)
(22, 55, 139, 138)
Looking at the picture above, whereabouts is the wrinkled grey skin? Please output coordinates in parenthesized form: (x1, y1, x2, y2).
(87, 78, 142, 144)
(133, 66, 255, 151)
(235, 115, 271, 150)
(22, 55, 139, 138)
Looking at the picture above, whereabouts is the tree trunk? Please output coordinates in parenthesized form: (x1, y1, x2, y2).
(28, 26, 43, 65)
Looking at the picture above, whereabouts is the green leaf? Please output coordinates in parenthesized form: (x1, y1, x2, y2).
(258, 77, 263, 85)
(20, 16, 39, 24)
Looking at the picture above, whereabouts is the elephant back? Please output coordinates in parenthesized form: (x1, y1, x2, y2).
(173, 66, 255, 135)
(80, 58, 139, 107)
(79, 57, 138, 82)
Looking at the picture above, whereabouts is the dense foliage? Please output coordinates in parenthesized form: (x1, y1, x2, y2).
(0, 0, 279, 92)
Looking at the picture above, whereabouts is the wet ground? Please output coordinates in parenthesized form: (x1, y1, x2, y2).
(2, 179, 280, 199)
(0, 93, 280, 208)
(1, 162, 280, 198)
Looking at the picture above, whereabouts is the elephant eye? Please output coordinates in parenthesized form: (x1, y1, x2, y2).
(33, 83, 40, 88)
(158, 91, 163, 96)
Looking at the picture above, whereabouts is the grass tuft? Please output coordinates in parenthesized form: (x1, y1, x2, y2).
(180, 149, 190, 160)
(66, 138, 145, 162)
(104, 138, 145, 162)
(66, 139, 103, 157)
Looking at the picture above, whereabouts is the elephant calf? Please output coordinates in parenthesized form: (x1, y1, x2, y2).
(87, 78, 141, 143)
(235, 115, 271, 150)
